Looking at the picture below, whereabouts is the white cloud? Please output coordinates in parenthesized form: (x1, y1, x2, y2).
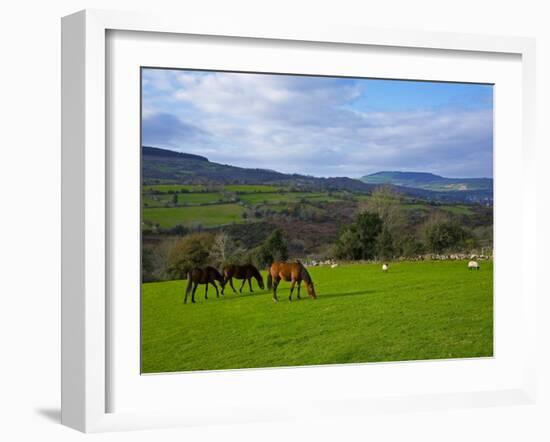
(142, 70, 493, 178)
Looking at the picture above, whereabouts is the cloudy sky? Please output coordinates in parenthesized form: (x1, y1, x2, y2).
(142, 68, 493, 178)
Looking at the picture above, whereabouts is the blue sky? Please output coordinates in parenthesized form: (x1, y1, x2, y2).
(142, 68, 493, 178)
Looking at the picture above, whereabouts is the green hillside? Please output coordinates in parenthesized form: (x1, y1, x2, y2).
(361, 171, 493, 192)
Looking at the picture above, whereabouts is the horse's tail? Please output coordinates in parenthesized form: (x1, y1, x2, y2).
(185, 271, 193, 296)
(266, 269, 273, 290)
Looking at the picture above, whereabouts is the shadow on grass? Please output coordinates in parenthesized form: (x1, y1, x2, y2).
(179, 288, 375, 304)
(315, 290, 375, 300)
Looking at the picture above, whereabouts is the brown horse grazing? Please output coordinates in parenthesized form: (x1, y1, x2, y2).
(222, 264, 264, 295)
(267, 261, 317, 302)
(184, 266, 225, 304)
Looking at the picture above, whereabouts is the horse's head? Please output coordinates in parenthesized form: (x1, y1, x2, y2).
(306, 281, 317, 300)
(211, 267, 225, 284)
(256, 273, 265, 290)
(249, 266, 265, 289)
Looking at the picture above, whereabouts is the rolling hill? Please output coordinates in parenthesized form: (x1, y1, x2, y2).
(361, 171, 492, 192)
(142, 146, 492, 203)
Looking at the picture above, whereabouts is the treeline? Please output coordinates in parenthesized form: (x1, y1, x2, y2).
(142, 229, 289, 282)
(334, 186, 485, 261)
(142, 187, 492, 282)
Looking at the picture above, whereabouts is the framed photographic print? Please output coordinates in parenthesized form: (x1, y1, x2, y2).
(61, 9, 538, 433)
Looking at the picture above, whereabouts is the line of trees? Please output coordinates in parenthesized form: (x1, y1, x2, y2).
(142, 186, 490, 282)
(142, 228, 289, 282)
(333, 186, 473, 261)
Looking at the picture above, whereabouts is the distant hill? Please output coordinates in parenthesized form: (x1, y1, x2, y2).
(142, 146, 492, 203)
(142, 146, 375, 192)
(142, 146, 209, 162)
(361, 171, 493, 192)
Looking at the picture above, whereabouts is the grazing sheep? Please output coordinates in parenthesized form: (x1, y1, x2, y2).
(382, 263, 389, 272)
(468, 261, 480, 270)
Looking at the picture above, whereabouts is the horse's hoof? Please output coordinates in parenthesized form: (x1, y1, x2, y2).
(272, 298, 278, 303)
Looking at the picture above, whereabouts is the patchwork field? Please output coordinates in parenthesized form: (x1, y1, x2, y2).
(141, 184, 484, 231)
(142, 204, 245, 228)
(141, 260, 493, 373)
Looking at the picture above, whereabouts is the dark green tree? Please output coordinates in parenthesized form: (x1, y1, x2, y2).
(167, 232, 215, 278)
(354, 211, 383, 259)
(424, 220, 467, 253)
(255, 229, 289, 267)
(334, 225, 362, 260)
(376, 226, 394, 261)
(334, 211, 383, 260)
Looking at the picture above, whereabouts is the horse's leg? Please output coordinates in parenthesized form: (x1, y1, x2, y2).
(297, 281, 302, 300)
(191, 283, 198, 303)
(248, 277, 254, 293)
(204, 283, 208, 300)
(214, 282, 220, 298)
(288, 280, 296, 301)
(229, 277, 237, 293)
(272, 278, 279, 303)
(239, 278, 246, 293)
(184, 281, 190, 304)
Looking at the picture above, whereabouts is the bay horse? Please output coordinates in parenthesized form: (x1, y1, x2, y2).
(184, 266, 225, 304)
(267, 261, 317, 302)
(222, 264, 264, 295)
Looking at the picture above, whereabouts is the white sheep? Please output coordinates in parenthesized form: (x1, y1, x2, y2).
(468, 261, 480, 270)
(382, 263, 389, 272)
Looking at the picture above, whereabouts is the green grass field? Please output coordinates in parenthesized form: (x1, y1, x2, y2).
(141, 260, 493, 373)
(142, 204, 245, 228)
(143, 184, 206, 193)
(224, 184, 283, 193)
(238, 191, 342, 205)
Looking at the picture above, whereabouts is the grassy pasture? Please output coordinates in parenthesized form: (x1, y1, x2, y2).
(224, 184, 283, 193)
(143, 184, 206, 193)
(141, 260, 493, 373)
(142, 192, 228, 207)
(239, 191, 340, 205)
(142, 204, 245, 228)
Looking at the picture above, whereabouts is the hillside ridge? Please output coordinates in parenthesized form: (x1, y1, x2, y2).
(142, 146, 492, 203)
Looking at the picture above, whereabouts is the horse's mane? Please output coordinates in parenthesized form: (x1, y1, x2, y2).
(207, 266, 223, 279)
(249, 264, 262, 279)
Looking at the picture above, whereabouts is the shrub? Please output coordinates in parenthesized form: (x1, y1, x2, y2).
(166, 232, 215, 279)
(254, 229, 289, 267)
(335, 211, 383, 260)
(424, 220, 468, 253)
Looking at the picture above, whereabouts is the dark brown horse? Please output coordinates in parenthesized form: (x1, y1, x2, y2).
(184, 266, 225, 304)
(222, 264, 264, 295)
(267, 261, 317, 302)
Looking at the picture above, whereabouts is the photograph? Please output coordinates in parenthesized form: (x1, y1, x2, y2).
(140, 67, 494, 374)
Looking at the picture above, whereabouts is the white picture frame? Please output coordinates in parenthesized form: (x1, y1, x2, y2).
(61, 9, 538, 433)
